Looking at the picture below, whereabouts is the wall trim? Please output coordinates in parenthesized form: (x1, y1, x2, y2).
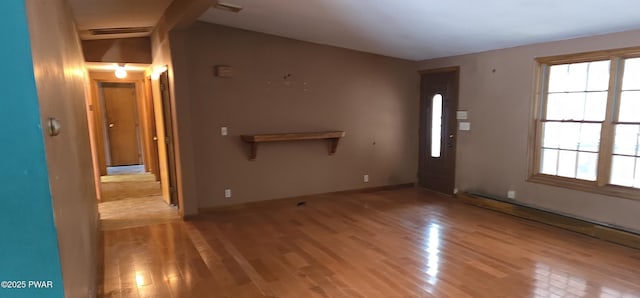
(456, 192, 640, 250)
(187, 183, 415, 219)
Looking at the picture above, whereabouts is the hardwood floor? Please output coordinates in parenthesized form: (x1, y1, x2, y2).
(98, 188, 640, 297)
(99, 174, 178, 231)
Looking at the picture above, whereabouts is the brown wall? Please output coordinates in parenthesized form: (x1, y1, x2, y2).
(26, 0, 98, 296)
(83, 37, 152, 63)
(176, 23, 419, 209)
(151, 21, 200, 215)
(418, 29, 640, 232)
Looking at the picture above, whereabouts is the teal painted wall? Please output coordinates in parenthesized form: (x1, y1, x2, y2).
(0, 1, 64, 297)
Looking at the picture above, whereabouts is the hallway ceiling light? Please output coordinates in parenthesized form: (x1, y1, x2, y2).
(114, 64, 127, 79)
(214, 2, 243, 13)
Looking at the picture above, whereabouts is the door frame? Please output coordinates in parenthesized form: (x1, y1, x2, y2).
(89, 72, 149, 176)
(418, 66, 460, 195)
(159, 71, 178, 206)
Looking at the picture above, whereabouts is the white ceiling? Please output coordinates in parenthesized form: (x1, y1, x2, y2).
(68, 0, 174, 40)
(199, 0, 640, 61)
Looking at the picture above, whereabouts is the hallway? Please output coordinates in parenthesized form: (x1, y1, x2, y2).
(99, 168, 179, 231)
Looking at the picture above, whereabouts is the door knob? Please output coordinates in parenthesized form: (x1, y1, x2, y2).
(109, 123, 115, 128)
(48, 117, 61, 137)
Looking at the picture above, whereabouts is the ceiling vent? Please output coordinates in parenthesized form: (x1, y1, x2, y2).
(214, 2, 243, 13)
(88, 27, 153, 36)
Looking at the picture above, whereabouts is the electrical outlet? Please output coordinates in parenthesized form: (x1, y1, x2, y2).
(453, 188, 458, 194)
(363, 174, 369, 183)
(221, 127, 228, 136)
(224, 189, 232, 198)
(507, 190, 516, 199)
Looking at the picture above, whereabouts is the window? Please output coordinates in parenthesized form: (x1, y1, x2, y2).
(531, 48, 640, 200)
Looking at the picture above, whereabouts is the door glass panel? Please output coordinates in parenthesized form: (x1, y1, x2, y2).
(431, 94, 443, 158)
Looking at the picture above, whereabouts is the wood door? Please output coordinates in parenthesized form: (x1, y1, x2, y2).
(160, 72, 178, 206)
(419, 68, 459, 195)
(144, 76, 161, 181)
(102, 82, 141, 166)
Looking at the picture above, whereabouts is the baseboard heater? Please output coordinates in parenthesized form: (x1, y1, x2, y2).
(457, 191, 640, 250)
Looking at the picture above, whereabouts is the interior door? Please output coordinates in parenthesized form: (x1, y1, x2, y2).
(102, 82, 141, 166)
(159, 72, 178, 206)
(419, 68, 459, 195)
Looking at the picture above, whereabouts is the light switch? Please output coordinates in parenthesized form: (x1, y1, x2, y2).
(459, 122, 471, 131)
(221, 127, 228, 136)
(456, 111, 468, 120)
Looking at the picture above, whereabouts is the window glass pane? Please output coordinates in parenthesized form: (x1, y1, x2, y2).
(548, 64, 569, 93)
(548, 61, 609, 93)
(613, 125, 640, 156)
(611, 155, 635, 187)
(546, 93, 585, 120)
(586, 60, 611, 91)
(558, 123, 580, 150)
(430, 94, 442, 158)
(622, 57, 640, 90)
(576, 152, 598, 181)
(542, 122, 561, 148)
(578, 123, 601, 152)
(541, 149, 558, 175)
(583, 92, 607, 121)
(635, 158, 640, 188)
(549, 63, 588, 92)
(558, 150, 577, 178)
(618, 91, 640, 122)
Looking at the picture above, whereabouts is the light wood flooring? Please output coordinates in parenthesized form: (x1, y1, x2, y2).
(97, 188, 640, 297)
(99, 173, 178, 231)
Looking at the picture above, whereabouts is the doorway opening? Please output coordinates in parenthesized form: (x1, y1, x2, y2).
(419, 67, 459, 195)
(86, 64, 179, 230)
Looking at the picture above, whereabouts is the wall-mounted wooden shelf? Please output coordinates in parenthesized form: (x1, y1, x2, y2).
(241, 131, 346, 160)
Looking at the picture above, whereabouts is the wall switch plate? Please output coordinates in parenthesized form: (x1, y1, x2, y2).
(507, 190, 516, 199)
(456, 111, 468, 120)
(224, 189, 232, 198)
(459, 122, 471, 131)
(363, 174, 369, 183)
(221, 127, 228, 136)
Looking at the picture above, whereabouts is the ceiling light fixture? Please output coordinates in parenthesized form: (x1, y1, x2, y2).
(214, 2, 243, 13)
(114, 63, 127, 79)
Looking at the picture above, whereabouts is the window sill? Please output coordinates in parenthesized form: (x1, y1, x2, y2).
(528, 174, 640, 201)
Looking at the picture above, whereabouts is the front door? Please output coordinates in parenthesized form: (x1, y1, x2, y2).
(102, 82, 141, 166)
(419, 68, 459, 195)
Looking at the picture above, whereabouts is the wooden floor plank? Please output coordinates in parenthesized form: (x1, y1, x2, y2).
(98, 188, 640, 297)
